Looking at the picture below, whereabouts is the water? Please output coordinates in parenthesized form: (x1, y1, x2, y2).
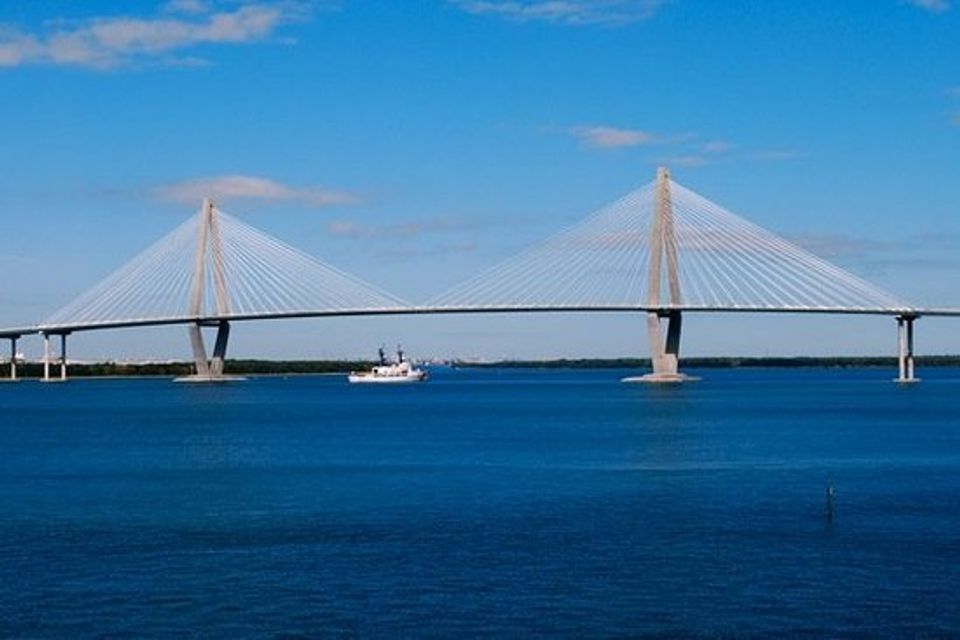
(1, 368, 959, 637)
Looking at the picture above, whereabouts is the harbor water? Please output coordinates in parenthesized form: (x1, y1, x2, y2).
(1, 368, 959, 637)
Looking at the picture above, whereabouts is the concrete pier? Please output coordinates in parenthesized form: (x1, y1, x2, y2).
(42, 333, 50, 382)
(60, 333, 68, 381)
(40, 332, 69, 382)
(210, 320, 230, 377)
(176, 320, 243, 382)
(4, 336, 18, 381)
(896, 315, 918, 383)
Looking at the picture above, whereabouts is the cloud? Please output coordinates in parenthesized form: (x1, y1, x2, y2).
(326, 215, 477, 263)
(569, 125, 660, 148)
(787, 231, 960, 277)
(0, 255, 39, 266)
(375, 242, 478, 262)
(0, 1, 311, 69)
(788, 234, 895, 260)
(327, 216, 469, 239)
(903, 0, 951, 12)
(657, 154, 711, 167)
(702, 140, 733, 154)
(155, 175, 358, 207)
(563, 123, 801, 169)
(750, 149, 807, 162)
(164, 0, 212, 15)
(655, 140, 734, 167)
(452, 0, 668, 26)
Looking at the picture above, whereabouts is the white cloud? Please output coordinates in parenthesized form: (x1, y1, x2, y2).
(903, 0, 951, 12)
(570, 125, 659, 148)
(453, 0, 668, 26)
(0, 1, 311, 69)
(326, 219, 373, 238)
(155, 175, 358, 207)
(702, 140, 733, 154)
(658, 154, 710, 167)
(564, 124, 801, 168)
(327, 217, 469, 239)
(750, 149, 807, 162)
(164, 0, 212, 15)
(0, 28, 39, 67)
(375, 241, 477, 262)
(789, 234, 893, 260)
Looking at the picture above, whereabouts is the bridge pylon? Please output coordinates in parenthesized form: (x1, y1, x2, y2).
(631, 167, 695, 383)
(178, 198, 242, 383)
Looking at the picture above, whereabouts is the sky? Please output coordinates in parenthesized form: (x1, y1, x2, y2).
(0, 0, 958, 361)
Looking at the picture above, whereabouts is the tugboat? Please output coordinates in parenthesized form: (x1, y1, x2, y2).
(347, 346, 428, 384)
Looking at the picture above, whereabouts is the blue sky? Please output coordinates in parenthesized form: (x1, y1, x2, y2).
(1, 0, 958, 360)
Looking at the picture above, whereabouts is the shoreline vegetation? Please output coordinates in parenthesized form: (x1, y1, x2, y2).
(2, 356, 960, 378)
(459, 356, 960, 369)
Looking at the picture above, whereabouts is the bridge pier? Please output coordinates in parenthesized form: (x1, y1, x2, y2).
(42, 333, 50, 382)
(59, 333, 69, 381)
(626, 309, 695, 382)
(896, 315, 918, 383)
(177, 320, 241, 382)
(210, 320, 230, 377)
(41, 332, 69, 382)
(4, 336, 19, 381)
(188, 322, 211, 378)
(648, 310, 680, 375)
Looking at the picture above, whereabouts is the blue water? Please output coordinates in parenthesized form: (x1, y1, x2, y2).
(1, 368, 959, 637)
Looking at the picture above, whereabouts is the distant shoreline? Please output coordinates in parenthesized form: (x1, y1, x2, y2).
(455, 356, 960, 369)
(2, 356, 960, 379)
(4, 359, 375, 379)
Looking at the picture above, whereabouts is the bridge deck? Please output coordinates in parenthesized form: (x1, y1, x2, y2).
(3, 304, 959, 338)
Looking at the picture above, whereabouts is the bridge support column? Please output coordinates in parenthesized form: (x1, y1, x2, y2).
(7, 336, 18, 381)
(42, 333, 51, 382)
(210, 321, 230, 377)
(629, 309, 694, 383)
(59, 333, 68, 381)
(647, 310, 682, 377)
(189, 323, 211, 378)
(896, 315, 918, 383)
(178, 320, 240, 382)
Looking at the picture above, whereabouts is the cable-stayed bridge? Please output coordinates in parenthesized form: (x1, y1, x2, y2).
(2, 168, 955, 383)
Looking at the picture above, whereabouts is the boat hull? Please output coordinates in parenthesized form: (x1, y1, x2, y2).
(347, 373, 427, 384)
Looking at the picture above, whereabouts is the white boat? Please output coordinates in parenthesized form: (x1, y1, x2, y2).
(348, 347, 428, 384)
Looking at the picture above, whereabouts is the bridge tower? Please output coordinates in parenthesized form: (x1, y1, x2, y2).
(638, 167, 692, 382)
(182, 198, 235, 382)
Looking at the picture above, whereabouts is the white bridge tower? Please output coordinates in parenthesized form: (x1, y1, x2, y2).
(183, 198, 235, 381)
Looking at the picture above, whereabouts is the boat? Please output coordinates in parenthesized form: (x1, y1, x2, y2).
(348, 347, 428, 384)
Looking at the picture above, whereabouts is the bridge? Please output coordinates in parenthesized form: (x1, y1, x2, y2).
(2, 168, 956, 383)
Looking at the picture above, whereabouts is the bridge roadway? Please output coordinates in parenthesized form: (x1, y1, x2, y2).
(3, 303, 960, 338)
